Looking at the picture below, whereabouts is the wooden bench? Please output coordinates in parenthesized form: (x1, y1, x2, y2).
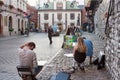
(16, 65, 36, 80)
(49, 72, 71, 80)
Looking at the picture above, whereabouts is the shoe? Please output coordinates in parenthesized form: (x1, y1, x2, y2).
(50, 41, 53, 44)
(71, 67, 76, 73)
(79, 66, 85, 72)
(50, 42, 52, 44)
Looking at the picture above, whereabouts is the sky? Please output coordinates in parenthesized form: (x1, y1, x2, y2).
(27, 0, 38, 6)
(27, 0, 84, 6)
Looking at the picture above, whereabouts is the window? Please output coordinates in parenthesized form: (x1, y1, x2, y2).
(77, 14, 80, 26)
(52, 14, 54, 25)
(17, 0, 19, 8)
(70, 13, 75, 20)
(9, 0, 11, 5)
(57, 13, 62, 21)
(44, 14, 48, 20)
(4, 16, 7, 26)
(37, 14, 40, 28)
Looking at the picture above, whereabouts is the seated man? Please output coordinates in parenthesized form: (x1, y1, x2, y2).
(83, 37, 93, 64)
(18, 42, 40, 76)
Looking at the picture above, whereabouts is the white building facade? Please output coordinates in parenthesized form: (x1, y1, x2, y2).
(0, 0, 28, 36)
(38, 0, 82, 32)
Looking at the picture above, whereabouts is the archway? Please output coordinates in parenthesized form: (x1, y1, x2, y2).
(21, 20, 24, 35)
(8, 16, 12, 28)
(18, 19, 20, 30)
(18, 19, 20, 35)
(8, 16, 13, 35)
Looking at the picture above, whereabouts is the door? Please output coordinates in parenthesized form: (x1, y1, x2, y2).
(0, 14, 3, 35)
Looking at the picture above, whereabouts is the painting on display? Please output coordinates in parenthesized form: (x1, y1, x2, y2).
(62, 35, 78, 49)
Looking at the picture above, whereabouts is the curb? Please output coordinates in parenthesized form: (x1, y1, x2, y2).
(36, 49, 65, 80)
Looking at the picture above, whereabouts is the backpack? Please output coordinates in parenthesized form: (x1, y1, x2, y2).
(93, 51, 105, 70)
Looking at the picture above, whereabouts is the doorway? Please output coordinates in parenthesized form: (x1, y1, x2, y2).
(0, 14, 3, 35)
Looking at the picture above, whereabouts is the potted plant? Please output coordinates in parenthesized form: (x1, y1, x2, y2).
(9, 27, 14, 32)
(9, 27, 14, 36)
(9, 5, 14, 9)
(0, 1, 4, 5)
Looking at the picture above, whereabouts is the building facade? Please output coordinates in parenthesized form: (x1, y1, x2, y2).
(37, 0, 82, 32)
(27, 4, 38, 31)
(105, 0, 120, 80)
(0, 0, 28, 36)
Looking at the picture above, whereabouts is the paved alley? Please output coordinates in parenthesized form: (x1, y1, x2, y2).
(36, 32, 111, 80)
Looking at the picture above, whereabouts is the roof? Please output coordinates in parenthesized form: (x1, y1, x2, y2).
(38, 2, 54, 10)
(38, 1, 84, 10)
(66, 1, 81, 10)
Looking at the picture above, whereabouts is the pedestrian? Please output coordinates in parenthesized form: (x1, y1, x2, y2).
(66, 27, 71, 35)
(18, 42, 40, 77)
(48, 26, 53, 44)
(25, 28, 29, 36)
(73, 37, 86, 71)
(83, 37, 93, 64)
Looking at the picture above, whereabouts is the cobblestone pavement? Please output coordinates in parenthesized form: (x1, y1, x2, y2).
(36, 32, 111, 80)
(0, 32, 111, 80)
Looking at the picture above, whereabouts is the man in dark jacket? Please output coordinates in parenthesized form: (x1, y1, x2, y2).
(48, 26, 53, 44)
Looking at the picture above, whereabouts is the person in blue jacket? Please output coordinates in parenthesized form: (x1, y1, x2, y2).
(83, 37, 93, 64)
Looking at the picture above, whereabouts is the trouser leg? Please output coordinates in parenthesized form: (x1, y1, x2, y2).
(48, 36, 52, 44)
(90, 56, 92, 64)
(78, 62, 85, 72)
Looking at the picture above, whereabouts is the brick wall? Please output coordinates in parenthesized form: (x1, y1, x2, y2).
(95, 0, 120, 80)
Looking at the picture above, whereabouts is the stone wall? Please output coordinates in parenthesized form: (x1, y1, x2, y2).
(94, 0, 120, 80)
(105, 0, 120, 80)
(94, 0, 110, 40)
